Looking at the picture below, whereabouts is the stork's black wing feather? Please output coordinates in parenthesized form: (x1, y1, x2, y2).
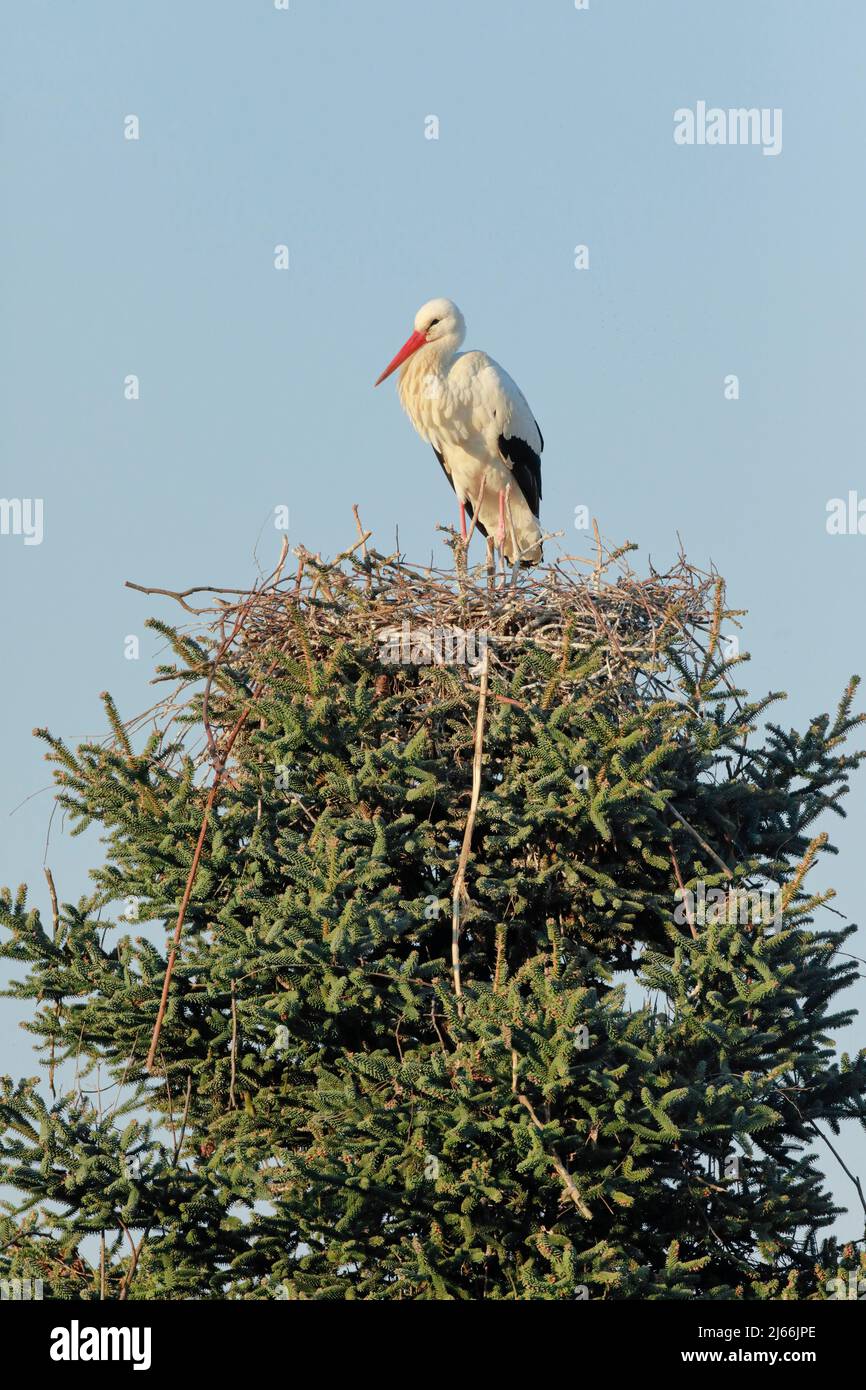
(464, 498, 489, 538)
(432, 445, 489, 539)
(498, 433, 542, 518)
(431, 446, 452, 492)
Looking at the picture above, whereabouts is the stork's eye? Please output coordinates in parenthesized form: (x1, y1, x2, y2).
(427, 318, 440, 329)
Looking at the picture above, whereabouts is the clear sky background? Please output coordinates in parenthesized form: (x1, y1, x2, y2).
(2, 1, 865, 1239)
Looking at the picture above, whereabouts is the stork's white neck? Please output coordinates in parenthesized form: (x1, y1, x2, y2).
(397, 340, 460, 438)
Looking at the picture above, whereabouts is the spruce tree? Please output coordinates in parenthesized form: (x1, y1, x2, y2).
(2, 539, 865, 1300)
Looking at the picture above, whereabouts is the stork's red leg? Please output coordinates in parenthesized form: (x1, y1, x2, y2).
(459, 502, 467, 540)
(497, 489, 506, 548)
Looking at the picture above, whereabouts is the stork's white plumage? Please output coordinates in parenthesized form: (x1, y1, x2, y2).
(375, 298, 544, 565)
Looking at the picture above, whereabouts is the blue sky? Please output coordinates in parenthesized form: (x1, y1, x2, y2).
(2, 1, 865, 1237)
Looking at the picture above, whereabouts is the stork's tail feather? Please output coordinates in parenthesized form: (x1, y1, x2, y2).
(518, 545, 543, 569)
(515, 542, 543, 567)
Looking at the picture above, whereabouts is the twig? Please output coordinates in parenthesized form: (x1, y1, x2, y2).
(43, 866, 61, 1098)
(465, 476, 487, 547)
(451, 645, 490, 1017)
(144, 653, 287, 1073)
(145, 704, 249, 1073)
(117, 1223, 147, 1301)
(494, 924, 507, 994)
(518, 1093, 592, 1219)
(592, 518, 603, 591)
(503, 483, 522, 588)
(352, 505, 370, 561)
(125, 535, 291, 617)
(125, 582, 253, 615)
(229, 982, 238, 1109)
(669, 845, 699, 940)
(806, 1120, 866, 1223)
(666, 800, 734, 880)
(43, 866, 60, 942)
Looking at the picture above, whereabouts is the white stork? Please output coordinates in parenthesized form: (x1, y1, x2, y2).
(374, 298, 544, 565)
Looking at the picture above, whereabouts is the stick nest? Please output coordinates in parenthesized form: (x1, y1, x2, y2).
(123, 524, 740, 772)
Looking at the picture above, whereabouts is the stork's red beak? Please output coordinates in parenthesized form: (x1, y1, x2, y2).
(374, 328, 427, 386)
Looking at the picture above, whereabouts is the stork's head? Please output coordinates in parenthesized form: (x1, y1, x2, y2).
(374, 298, 465, 385)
